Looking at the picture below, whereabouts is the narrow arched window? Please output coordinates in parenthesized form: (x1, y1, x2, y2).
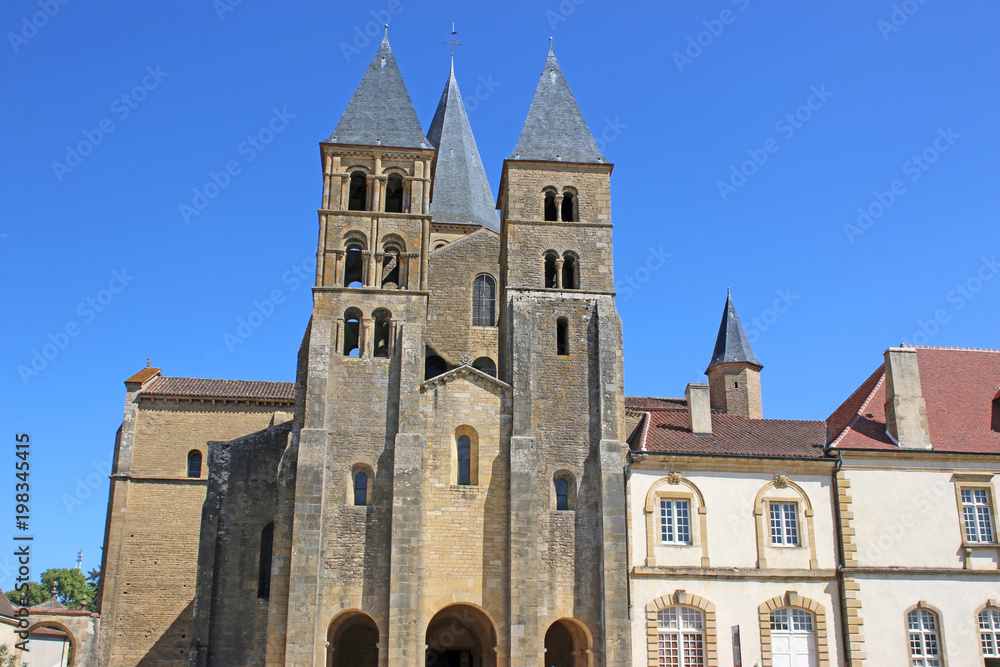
(562, 253, 578, 290)
(544, 252, 558, 288)
(257, 522, 274, 599)
(348, 171, 367, 211)
(353, 471, 368, 506)
(908, 608, 942, 666)
(472, 274, 496, 326)
(557, 317, 569, 356)
(981, 607, 1000, 659)
(384, 174, 404, 212)
(373, 309, 392, 358)
(561, 191, 576, 221)
(472, 357, 496, 377)
(457, 435, 472, 486)
(381, 245, 401, 289)
(544, 191, 558, 221)
(344, 243, 365, 288)
(187, 450, 202, 478)
(556, 478, 569, 510)
(425, 354, 447, 380)
(343, 308, 362, 357)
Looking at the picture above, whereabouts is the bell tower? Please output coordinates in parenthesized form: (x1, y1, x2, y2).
(498, 44, 631, 667)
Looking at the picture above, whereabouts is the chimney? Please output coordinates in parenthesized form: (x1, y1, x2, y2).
(686, 383, 713, 436)
(883, 347, 931, 449)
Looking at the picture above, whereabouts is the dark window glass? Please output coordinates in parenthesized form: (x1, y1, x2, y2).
(557, 318, 569, 356)
(385, 175, 404, 212)
(354, 471, 368, 506)
(348, 172, 367, 211)
(187, 451, 202, 478)
(556, 478, 569, 510)
(561, 192, 575, 221)
(472, 275, 496, 326)
(257, 522, 274, 598)
(544, 191, 557, 221)
(457, 435, 471, 486)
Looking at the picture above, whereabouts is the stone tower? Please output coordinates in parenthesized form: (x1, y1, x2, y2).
(705, 292, 763, 418)
(497, 46, 631, 666)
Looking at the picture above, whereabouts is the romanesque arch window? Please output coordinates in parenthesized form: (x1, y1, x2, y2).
(328, 612, 379, 667)
(557, 317, 569, 356)
(544, 251, 559, 288)
(353, 471, 368, 506)
(544, 189, 558, 221)
(187, 450, 202, 478)
(561, 189, 577, 221)
(372, 309, 392, 358)
(381, 237, 404, 289)
(344, 243, 365, 288)
(348, 171, 368, 211)
(384, 174, 404, 212)
(257, 522, 273, 599)
(657, 606, 705, 666)
(457, 435, 472, 486)
(472, 274, 496, 326)
(472, 357, 496, 377)
(561, 252, 578, 289)
(544, 619, 590, 667)
(907, 606, 943, 666)
(425, 354, 447, 380)
(980, 605, 1000, 660)
(454, 427, 479, 486)
(343, 307, 362, 357)
(553, 471, 576, 510)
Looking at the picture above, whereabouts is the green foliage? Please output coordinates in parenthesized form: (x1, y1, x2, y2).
(86, 566, 101, 587)
(5, 581, 47, 608)
(0, 644, 16, 667)
(41, 568, 98, 611)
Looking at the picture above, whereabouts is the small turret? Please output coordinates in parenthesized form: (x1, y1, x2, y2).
(706, 291, 763, 418)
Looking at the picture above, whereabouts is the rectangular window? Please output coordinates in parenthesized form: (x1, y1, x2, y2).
(769, 502, 799, 546)
(660, 499, 691, 544)
(961, 488, 996, 543)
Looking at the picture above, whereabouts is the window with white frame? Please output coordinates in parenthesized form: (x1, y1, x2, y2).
(660, 498, 691, 544)
(908, 608, 942, 667)
(981, 607, 1000, 658)
(656, 606, 704, 667)
(769, 501, 800, 546)
(961, 488, 996, 543)
(770, 609, 817, 667)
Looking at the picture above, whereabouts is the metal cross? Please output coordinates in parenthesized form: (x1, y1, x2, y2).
(443, 23, 462, 57)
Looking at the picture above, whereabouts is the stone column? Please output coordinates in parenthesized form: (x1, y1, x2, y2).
(387, 433, 426, 667)
(554, 258, 564, 289)
(420, 219, 430, 291)
(321, 154, 332, 210)
(340, 175, 350, 211)
(333, 250, 345, 287)
(508, 437, 540, 667)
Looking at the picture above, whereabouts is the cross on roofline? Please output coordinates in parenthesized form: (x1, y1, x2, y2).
(443, 23, 462, 58)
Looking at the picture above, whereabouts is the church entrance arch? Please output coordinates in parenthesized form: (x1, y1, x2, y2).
(425, 604, 497, 667)
(544, 618, 592, 667)
(326, 610, 379, 667)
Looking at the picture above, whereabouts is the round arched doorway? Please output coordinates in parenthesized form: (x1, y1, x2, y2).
(544, 618, 591, 667)
(327, 611, 378, 667)
(425, 604, 497, 667)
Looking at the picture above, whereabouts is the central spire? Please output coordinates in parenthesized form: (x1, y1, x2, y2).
(508, 44, 606, 164)
(426, 54, 500, 231)
(326, 35, 430, 150)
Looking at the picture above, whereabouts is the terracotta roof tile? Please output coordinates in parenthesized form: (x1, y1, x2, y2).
(828, 347, 1000, 454)
(626, 396, 826, 458)
(141, 377, 295, 401)
(125, 367, 161, 384)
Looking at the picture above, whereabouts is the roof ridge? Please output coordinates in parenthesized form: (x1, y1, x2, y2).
(153, 376, 294, 384)
(828, 372, 886, 449)
(910, 345, 1000, 353)
(428, 227, 495, 256)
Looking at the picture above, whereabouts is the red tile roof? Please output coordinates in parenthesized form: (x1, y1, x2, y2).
(141, 377, 295, 401)
(125, 367, 161, 384)
(828, 347, 1000, 454)
(626, 396, 827, 458)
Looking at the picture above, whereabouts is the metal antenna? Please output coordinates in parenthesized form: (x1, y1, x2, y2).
(77, 549, 83, 571)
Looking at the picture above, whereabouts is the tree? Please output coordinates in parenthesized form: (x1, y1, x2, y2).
(0, 644, 16, 667)
(5, 581, 47, 608)
(40, 568, 98, 612)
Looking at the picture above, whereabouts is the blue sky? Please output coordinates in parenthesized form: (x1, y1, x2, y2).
(1, 0, 997, 585)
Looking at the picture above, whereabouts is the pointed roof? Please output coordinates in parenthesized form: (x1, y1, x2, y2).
(426, 61, 500, 231)
(707, 292, 762, 370)
(508, 45, 606, 164)
(326, 34, 431, 150)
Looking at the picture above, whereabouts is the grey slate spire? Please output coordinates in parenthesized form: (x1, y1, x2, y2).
(707, 291, 763, 370)
(508, 44, 606, 163)
(426, 60, 500, 231)
(326, 33, 431, 149)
